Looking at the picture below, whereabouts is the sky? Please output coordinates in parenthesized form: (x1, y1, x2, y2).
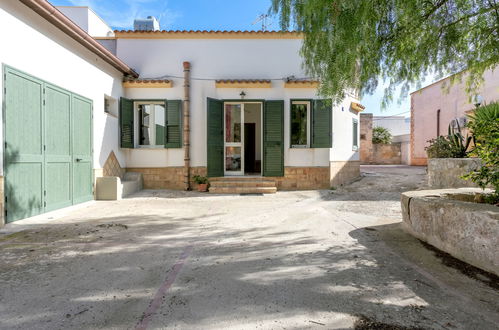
(49, 0, 422, 117)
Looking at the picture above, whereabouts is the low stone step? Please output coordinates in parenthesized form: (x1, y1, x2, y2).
(210, 176, 269, 181)
(209, 180, 275, 188)
(209, 186, 277, 194)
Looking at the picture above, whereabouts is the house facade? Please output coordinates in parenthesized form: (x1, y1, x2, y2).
(410, 68, 498, 165)
(0, 1, 361, 224)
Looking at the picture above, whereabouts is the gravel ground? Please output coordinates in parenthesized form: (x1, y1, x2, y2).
(0, 165, 497, 330)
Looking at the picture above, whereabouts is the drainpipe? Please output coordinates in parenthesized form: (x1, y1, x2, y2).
(183, 62, 191, 190)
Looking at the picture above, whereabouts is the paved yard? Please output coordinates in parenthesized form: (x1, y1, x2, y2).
(0, 166, 498, 329)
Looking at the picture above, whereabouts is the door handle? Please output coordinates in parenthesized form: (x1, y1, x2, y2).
(76, 158, 82, 162)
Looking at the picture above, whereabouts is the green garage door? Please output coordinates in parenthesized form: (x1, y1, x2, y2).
(4, 66, 93, 223)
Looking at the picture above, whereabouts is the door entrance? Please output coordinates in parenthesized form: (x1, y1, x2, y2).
(223, 102, 262, 176)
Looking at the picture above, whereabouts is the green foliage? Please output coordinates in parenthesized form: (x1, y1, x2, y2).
(425, 123, 473, 158)
(193, 175, 209, 185)
(270, 0, 499, 107)
(372, 126, 392, 144)
(463, 103, 499, 204)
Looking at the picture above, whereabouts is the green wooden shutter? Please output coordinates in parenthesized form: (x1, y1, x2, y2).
(263, 100, 284, 177)
(311, 99, 332, 148)
(207, 98, 224, 177)
(119, 97, 134, 148)
(165, 100, 182, 148)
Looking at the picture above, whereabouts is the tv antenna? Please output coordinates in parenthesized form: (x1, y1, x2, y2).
(252, 14, 270, 31)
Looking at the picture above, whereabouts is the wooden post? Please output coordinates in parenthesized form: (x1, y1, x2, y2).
(183, 61, 191, 190)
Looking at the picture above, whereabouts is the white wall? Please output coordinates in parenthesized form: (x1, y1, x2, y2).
(0, 1, 125, 174)
(117, 38, 359, 168)
(373, 116, 410, 137)
(56, 6, 114, 37)
(330, 95, 361, 162)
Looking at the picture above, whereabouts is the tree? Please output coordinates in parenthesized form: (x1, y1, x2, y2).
(270, 0, 499, 107)
(372, 126, 392, 144)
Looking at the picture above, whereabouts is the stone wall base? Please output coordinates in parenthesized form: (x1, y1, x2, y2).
(330, 161, 361, 187)
(126, 167, 207, 190)
(127, 162, 361, 191)
(270, 167, 330, 190)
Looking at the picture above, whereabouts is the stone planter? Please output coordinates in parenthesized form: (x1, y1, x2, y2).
(427, 158, 482, 188)
(401, 188, 499, 276)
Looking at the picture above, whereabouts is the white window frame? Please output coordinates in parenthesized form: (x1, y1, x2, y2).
(134, 101, 166, 148)
(290, 100, 311, 148)
(352, 118, 359, 151)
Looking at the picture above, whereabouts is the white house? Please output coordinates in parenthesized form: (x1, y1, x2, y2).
(0, 0, 362, 224)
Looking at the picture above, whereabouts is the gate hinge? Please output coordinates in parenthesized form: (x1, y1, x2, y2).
(4, 209, 7, 217)
(44, 145, 46, 151)
(44, 201, 46, 207)
(44, 190, 46, 196)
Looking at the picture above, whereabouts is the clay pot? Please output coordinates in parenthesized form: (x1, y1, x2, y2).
(197, 183, 208, 192)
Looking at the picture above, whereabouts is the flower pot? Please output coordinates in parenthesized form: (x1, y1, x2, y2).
(197, 183, 208, 192)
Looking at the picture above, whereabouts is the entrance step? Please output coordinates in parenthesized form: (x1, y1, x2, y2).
(209, 177, 277, 194)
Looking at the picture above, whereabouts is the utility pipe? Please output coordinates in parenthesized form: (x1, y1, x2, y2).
(183, 62, 191, 190)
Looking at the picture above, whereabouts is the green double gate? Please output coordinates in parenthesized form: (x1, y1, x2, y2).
(3, 66, 93, 223)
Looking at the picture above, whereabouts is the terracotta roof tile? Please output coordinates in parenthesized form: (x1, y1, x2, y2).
(123, 79, 171, 84)
(215, 79, 271, 84)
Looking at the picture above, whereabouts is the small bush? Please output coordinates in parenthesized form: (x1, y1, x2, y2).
(463, 103, 499, 204)
(372, 126, 392, 144)
(425, 123, 473, 158)
(193, 175, 208, 184)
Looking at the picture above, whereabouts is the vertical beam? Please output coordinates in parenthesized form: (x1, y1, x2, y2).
(436, 109, 441, 136)
(183, 62, 191, 190)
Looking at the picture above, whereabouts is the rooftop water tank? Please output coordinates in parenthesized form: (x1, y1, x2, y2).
(134, 16, 160, 31)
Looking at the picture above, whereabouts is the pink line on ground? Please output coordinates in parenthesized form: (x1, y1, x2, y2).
(135, 245, 194, 330)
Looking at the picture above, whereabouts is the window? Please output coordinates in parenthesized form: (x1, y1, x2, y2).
(290, 101, 310, 147)
(136, 102, 166, 147)
(352, 118, 359, 150)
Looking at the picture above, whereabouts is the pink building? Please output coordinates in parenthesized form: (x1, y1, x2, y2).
(410, 68, 499, 165)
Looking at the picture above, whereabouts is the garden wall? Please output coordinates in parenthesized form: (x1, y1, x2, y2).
(427, 158, 482, 188)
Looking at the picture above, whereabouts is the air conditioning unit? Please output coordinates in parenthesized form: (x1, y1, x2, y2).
(450, 116, 467, 130)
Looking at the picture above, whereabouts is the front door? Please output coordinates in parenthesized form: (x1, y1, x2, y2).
(224, 103, 244, 175)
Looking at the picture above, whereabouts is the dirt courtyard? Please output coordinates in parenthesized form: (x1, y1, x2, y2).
(0, 165, 498, 329)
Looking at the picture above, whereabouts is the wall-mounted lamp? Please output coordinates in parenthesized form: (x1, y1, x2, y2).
(473, 94, 483, 108)
(240, 91, 246, 99)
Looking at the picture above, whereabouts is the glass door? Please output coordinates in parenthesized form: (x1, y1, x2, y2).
(224, 103, 244, 175)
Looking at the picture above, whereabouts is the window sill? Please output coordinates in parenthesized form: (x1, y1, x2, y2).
(137, 145, 166, 149)
(290, 145, 309, 149)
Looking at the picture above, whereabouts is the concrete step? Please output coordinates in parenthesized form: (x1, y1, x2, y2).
(209, 180, 275, 188)
(209, 186, 277, 194)
(208, 177, 277, 194)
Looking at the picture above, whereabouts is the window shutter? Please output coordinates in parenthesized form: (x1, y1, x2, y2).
(165, 100, 182, 148)
(207, 98, 224, 177)
(311, 99, 332, 148)
(119, 97, 134, 148)
(263, 100, 284, 177)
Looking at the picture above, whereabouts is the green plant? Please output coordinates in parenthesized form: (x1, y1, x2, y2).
(193, 175, 209, 185)
(463, 103, 499, 204)
(372, 126, 392, 144)
(271, 0, 498, 107)
(425, 123, 473, 158)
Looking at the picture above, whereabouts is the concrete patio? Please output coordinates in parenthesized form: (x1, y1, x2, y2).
(0, 166, 498, 329)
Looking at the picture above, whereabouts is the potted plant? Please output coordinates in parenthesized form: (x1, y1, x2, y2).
(193, 175, 209, 192)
